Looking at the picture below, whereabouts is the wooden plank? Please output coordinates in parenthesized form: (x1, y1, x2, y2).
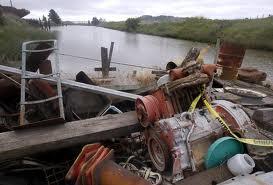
(0, 111, 140, 161)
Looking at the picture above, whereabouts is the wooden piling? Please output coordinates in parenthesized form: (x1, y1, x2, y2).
(101, 47, 109, 78)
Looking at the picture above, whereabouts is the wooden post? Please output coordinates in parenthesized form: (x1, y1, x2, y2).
(108, 42, 114, 63)
(96, 42, 116, 78)
(101, 47, 109, 78)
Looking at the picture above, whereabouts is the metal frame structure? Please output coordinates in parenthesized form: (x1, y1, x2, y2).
(20, 40, 65, 126)
(0, 65, 140, 101)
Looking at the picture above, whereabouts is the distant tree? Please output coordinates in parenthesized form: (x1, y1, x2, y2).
(91, 17, 100, 26)
(48, 19, 51, 30)
(38, 18, 42, 27)
(88, 20, 91, 25)
(42, 15, 48, 30)
(99, 18, 104, 23)
(125, 18, 140, 32)
(48, 9, 61, 25)
(0, 7, 4, 25)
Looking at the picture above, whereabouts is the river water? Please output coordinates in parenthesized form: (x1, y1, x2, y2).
(53, 26, 273, 80)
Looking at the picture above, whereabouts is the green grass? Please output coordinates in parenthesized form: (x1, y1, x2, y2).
(102, 17, 273, 51)
(0, 15, 56, 67)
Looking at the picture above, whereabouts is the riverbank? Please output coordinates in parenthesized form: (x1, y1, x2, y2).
(102, 17, 273, 51)
(0, 15, 55, 66)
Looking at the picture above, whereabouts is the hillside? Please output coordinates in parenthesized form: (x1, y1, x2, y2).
(102, 16, 273, 51)
(139, 15, 185, 23)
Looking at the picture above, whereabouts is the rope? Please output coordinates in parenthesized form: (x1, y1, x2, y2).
(119, 156, 162, 185)
(58, 52, 164, 70)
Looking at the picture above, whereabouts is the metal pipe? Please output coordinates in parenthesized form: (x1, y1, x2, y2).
(19, 43, 27, 126)
(97, 160, 151, 185)
(54, 41, 65, 120)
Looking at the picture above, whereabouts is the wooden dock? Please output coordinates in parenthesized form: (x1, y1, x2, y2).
(0, 111, 140, 161)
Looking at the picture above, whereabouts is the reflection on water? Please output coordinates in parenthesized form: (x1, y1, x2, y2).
(53, 26, 273, 80)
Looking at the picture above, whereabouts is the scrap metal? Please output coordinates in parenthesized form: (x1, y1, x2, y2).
(135, 58, 269, 183)
(65, 143, 151, 185)
(0, 64, 140, 101)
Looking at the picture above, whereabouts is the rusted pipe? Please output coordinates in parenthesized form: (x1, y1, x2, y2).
(201, 64, 217, 79)
(169, 68, 187, 81)
(96, 160, 152, 185)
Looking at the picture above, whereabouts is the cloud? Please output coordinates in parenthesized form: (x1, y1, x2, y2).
(1, 0, 273, 21)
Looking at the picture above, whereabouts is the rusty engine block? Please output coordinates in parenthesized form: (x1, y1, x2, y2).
(135, 62, 254, 182)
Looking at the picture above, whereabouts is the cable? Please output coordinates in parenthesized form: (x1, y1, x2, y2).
(58, 52, 164, 71)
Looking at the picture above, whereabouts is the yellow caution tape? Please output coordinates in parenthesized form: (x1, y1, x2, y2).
(188, 89, 273, 147)
(188, 85, 205, 113)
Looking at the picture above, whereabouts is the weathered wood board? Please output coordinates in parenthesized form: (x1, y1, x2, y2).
(0, 111, 140, 161)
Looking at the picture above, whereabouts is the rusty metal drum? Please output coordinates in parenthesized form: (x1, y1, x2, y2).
(217, 42, 246, 80)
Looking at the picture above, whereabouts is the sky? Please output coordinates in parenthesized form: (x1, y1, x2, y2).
(1, 0, 273, 21)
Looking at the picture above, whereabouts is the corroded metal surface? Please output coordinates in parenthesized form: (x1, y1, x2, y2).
(143, 100, 252, 183)
(66, 143, 151, 185)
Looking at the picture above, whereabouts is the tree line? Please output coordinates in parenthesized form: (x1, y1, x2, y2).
(36, 9, 62, 30)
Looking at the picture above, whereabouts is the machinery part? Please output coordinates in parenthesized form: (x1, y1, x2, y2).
(227, 154, 255, 176)
(147, 130, 170, 172)
(135, 95, 161, 127)
(204, 137, 244, 169)
(145, 100, 252, 182)
(136, 73, 207, 127)
(213, 100, 252, 135)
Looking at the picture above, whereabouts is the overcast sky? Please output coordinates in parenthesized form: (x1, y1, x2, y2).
(1, 0, 273, 21)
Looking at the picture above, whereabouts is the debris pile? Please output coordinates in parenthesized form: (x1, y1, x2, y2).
(0, 40, 273, 185)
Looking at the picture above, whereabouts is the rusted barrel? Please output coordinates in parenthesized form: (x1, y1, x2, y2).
(217, 42, 246, 80)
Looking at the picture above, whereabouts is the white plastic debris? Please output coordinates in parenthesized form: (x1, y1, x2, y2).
(227, 154, 255, 176)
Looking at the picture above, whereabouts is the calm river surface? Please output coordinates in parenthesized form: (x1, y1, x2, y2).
(53, 26, 273, 80)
